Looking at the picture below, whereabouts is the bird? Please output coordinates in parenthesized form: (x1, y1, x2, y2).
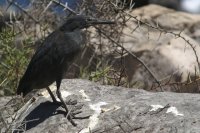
(17, 15, 115, 126)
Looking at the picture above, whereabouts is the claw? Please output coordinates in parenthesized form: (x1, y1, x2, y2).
(72, 115, 91, 120)
(65, 111, 90, 126)
(67, 115, 77, 126)
(73, 104, 84, 110)
(52, 99, 78, 109)
(63, 104, 90, 126)
(71, 110, 82, 115)
(65, 99, 77, 105)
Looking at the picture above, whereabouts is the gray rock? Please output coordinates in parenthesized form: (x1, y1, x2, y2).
(103, 4, 200, 92)
(3, 79, 200, 133)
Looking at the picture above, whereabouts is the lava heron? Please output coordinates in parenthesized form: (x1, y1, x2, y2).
(17, 15, 114, 126)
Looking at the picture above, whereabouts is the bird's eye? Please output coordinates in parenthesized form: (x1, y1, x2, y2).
(87, 18, 93, 21)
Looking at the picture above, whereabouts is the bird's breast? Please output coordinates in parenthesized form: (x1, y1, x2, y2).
(64, 31, 86, 47)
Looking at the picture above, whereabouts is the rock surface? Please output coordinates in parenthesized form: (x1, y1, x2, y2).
(1, 79, 199, 133)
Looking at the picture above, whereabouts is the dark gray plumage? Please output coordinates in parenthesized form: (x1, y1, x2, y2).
(17, 15, 114, 126)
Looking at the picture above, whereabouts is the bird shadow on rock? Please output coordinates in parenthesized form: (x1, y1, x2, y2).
(15, 101, 66, 132)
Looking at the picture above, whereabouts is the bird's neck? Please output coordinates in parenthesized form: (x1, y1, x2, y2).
(64, 30, 86, 46)
(60, 23, 80, 32)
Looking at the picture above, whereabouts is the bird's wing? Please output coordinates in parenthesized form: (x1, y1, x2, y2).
(31, 32, 58, 62)
(31, 30, 83, 62)
(23, 30, 84, 79)
(23, 31, 61, 78)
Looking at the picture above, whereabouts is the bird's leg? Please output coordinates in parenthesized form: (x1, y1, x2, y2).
(56, 78, 77, 126)
(56, 78, 91, 126)
(46, 86, 77, 106)
(56, 79, 69, 113)
(46, 87, 59, 103)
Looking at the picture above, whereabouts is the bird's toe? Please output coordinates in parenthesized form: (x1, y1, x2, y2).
(65, 109, 90, 126)
(65, 99, 78, 105)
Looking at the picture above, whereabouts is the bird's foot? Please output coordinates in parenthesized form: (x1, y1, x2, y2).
(53, 101, 90, 126)
(66, 99, 78, 105)
(65, 105, 90, 126)
(52, 99, 77, 106)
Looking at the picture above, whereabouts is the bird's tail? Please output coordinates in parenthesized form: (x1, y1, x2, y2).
(17, 84, 23, 96)
(17, 79, 30, 97)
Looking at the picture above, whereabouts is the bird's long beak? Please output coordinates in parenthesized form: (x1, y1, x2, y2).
(88, 18, 115, 25)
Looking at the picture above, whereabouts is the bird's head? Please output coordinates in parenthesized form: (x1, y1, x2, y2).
(60, 15, 115, 31)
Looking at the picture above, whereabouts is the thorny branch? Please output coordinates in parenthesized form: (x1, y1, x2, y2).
(108, 0, 200, 90)
(123, 11, 200, 72)
(95, 26, 163, 91)
(6, 0, 39, 23)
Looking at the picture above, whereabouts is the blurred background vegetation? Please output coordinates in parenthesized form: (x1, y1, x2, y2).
(0, 28, 34, 96)
(1, 0, 200, 96)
